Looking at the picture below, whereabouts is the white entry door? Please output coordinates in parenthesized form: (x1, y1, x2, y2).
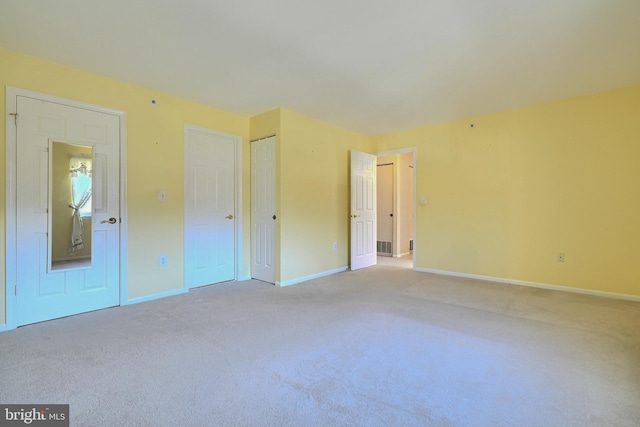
(251, 136, 276, 284)
(13, 94, 121, 327)
(350, 150, 377, 270)
(184, 125, 237, 288)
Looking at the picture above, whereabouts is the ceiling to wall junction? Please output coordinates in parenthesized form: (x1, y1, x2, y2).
(1, 0, 639, 135)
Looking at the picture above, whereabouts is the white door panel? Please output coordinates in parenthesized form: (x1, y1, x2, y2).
(185, 126, 237, 288)
(251, 136, 276, 284)
(350, 150, 377, 270)
(15, 95, 120, 327)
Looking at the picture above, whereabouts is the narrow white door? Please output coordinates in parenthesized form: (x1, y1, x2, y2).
(350, 150, 377, 270)
(15, 95, 120, 327)
(184, 125, 237, 288)
(377, 163, 394, 256)
(251, 136, 276, 283)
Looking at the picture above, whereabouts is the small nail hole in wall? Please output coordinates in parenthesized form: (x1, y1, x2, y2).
(469, 123, 475, 128)
(151, 99, 157, 105)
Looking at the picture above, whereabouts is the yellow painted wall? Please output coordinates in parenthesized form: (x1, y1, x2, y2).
(375, 85, 640, 297)
(3, 47, 638, 327)
(1, 47, 251, 324)
(249, 108, 280, 142)
(279, 108, 374, 283)
(249, 107, 377, 284)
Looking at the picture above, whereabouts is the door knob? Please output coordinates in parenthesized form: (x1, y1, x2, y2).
(101, 217, 117, 224)
(272, 215, 277, 220)
(226, 214, 234, 220)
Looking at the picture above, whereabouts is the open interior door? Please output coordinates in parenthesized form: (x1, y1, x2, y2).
(251, 136, 277, 284)
(350, 150, 377, 270)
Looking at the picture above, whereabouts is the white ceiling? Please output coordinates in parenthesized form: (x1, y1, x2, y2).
(1, 0, 639, 136)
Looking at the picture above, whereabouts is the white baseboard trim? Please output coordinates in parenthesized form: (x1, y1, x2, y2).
(126, 288, 188, 305)
(394, 252, 411, 258)
(277, 266, 349, 287)
(416, 268, 640, 302)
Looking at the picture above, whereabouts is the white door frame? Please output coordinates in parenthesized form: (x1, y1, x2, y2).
(183, 123, 243, 287)
(5, 87, 128, 331)
(376, 147, 417, 268)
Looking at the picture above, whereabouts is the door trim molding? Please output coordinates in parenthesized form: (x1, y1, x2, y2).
(4, 87, 128, 330)
(183, 123, 243, 288)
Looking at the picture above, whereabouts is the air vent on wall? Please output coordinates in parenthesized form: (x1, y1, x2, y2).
(377, 241, 392, 255)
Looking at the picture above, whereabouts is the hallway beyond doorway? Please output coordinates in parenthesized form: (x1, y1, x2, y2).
(377, 254, 413, 269)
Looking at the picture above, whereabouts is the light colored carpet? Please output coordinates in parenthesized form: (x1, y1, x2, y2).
(376, 253, 413, 269)
(1, 262, 639, 426)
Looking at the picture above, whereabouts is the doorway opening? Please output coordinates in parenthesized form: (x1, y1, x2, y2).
(376, 149, 416, 269)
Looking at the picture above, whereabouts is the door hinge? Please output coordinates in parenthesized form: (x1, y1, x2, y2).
(9, 112, 18, 126)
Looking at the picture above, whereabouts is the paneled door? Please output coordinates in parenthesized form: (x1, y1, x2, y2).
(251, 136, 276, 284)
(184, 125, 238, 288)
(350, 150, 377, 270)
(13, 94, 121, 327)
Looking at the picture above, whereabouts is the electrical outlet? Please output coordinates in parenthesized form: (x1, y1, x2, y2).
(557, 252, 565, 262)
(159, 255, 168, 266)
(332, 242, 337, 251)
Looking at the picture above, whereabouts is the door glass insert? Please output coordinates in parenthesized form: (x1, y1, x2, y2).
(49, 140, 93, 271)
